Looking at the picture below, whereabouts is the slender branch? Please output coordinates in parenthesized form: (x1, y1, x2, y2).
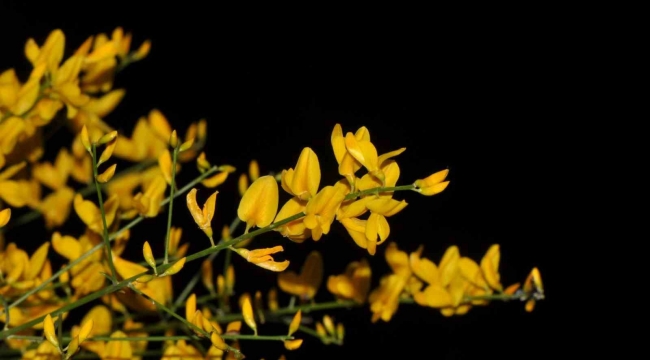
(91, 143, 118, 284)
(0, 210, 305, 339)
(1, 159, 157, 232)
(168, 217, 241, 315)
(344, 184, 416, 201)
(2, 166, 219, 316)
(163, 147, 179, 264)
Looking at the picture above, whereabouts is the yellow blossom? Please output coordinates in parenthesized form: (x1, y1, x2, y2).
(186, 188, 218, 243)
(233, 246, 289, 272)
(240, 293, 257, 335)
(0, 208, 10, 227)
(278, 251, 323, 300)
(37, 186, 75, 229)
(327, 258, 372, 304)
(73, 193, 119, 233)
(280, 147, 321, 200)
(368, 243, 410, 322)
(413, 169, 450, 196)
(303, 185, 347, 241)
(238, 175, 279, 233)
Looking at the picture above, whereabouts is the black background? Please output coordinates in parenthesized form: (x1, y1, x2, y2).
(1, 3, 561, 359)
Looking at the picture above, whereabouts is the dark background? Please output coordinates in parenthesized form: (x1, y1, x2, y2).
(1, 3, 561, 359)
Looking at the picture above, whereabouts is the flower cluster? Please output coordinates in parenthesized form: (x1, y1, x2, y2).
(0, 28, 544, 360)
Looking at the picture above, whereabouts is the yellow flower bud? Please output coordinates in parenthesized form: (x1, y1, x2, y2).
(96, 164, 117, 183)
(210, 331, 228, 351)
(170, 130, 179, 148)
(80, 125, 92, 153)
(98, 130, 118, 145)
(268, 287, 279, 311)
(288, 310, 301, 336)
(238, 173, 248, 197)
(237, 175, 279, 233)
(43, 314, 59, 348)
(142, 241, 157, 273)
(160, 257, 186, 277)
(322, 315, 335, 336)
(249, 160, 260, 181)
(226, 321, 242, 334)
(284, 339, 303, 350)
(179, 139, 194, 152)
(202, 259, 214, 293)
(240, 293, 257, 335)
(197, 152, 212, 172)
(0, 208, 10, 228)
(97, 138, 117, 166)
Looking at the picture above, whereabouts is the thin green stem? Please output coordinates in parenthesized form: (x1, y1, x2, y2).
(91, 143, 118, 285)
(127, 285, 243, 357)
(2, 166, 219, 318)
(164, 147, 179, 264)
(297, 324, 341, 345)
(344, 184, 416, 201)
(0, 208, 303, 339)
(1, 159, 157, 232)
(216, 300, 357, 323)
(169, 216, 240, 315)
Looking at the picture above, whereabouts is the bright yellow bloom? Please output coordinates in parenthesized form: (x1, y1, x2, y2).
(73, 193, 119, 234)
(288, 310, 301, 336)
(274, 197, 309, 242)
(480, 244, 502, 291)
(0, 207, 10, 227)
(280, 147, 321, 200)
(368, 243, 411, 322)
(233, 246, 290, 272)
(413, 169, 450, 196)
(277, 251, 323, 300)
(240, 293, 257, 335)
(303, 185, 347, 241)
(238, 175, 279, 233)
(186, 188, 218, 242)
(523, 267, 544, 312)
(113, 116, 167, 162)
(37, 186, 75, 229)
(31, 148, 73, 190)
(43, 314, 59, 348)
(327, 258, 372, 304)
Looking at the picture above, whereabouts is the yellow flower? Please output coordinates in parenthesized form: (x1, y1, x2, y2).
(237, 175, 279, 233)
(277, 251, 323, 300)
(186, 188, 218, 244)
(327, 258, 372, 304)
(0, 207, 10, 228)
(37, 186, 75, 229)
(523, 267, 544, 312)
(480, 244, 502, 291)
(368, 243, 411, 322)
(233, 246, 290, 272)
(274, 197, 309, 242)
(31, 148, 73, 190)
(73, 193, 119, 234)
(303, 185, 347, 241)
(112, 116, 167, 162)
(240, 293, 257, 335)
(413, 169, 450, 196)
(280, 147, 321, 200)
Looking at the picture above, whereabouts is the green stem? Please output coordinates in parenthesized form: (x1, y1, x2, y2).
(127, 285, 243, 357)
(169, 216, 240, 315)
(163, 147, 179, 264)
(91, 143, 118, 285)
(2, 166, 219, 318)
(344, 184, 416, 200)
(216, 300, 357, 323)
(0, 209, 304, 339)
(0, 158, 157, 233)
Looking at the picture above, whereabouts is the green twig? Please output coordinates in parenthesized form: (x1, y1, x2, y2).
(344, 184, 416, 201)
(2, 166, 220, 317)
(91, 143, 118, 285)
(163, 147, 179, 264)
